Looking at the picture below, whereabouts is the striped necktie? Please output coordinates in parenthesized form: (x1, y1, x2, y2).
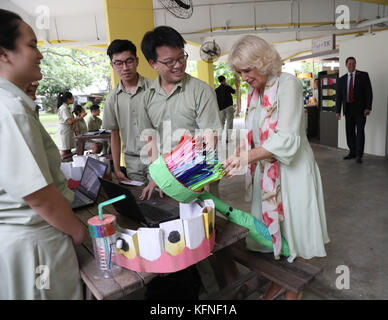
(348, 73, 354, 103)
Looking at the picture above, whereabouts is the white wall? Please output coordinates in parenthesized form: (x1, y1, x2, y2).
(338, 30, 388, 157)
(0, 0, 34, 26)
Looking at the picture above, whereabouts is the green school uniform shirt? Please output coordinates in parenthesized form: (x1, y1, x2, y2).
(139, 73, 223, 154)
(74, 117, 88, 135)
(87, 114, 102, 131)
(102, 74, 152, 181)
(0, 78, 74, 225)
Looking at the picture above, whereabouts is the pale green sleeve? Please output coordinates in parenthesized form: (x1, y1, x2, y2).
(0, 112, 53, 200)
(102, 92, 118, 130)
(58, 105, 72, 124)
(195, 83, 223, 131)
(57, 106, 65, 123)
(87, 116, 101, 131)
(261, 75, 303, 166)
(138, 92, 156, 134)
(74, 119, 87, 134)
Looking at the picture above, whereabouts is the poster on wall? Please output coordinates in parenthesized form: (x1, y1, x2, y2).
(319, 73, 338, 112)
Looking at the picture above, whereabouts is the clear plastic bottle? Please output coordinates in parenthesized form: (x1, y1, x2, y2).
(91, 234, 121, 278)
(88, 214, 121, 279)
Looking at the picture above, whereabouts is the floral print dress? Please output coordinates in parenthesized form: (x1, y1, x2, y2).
(245, 72, 330, 263)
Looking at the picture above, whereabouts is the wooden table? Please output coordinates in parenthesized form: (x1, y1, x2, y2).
(74, 132, 111, 155)
(74, 186, 256, 300)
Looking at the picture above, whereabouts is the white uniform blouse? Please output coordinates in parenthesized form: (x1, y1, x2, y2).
(0, 77, 82, 299)
(57, 102, 75, 150)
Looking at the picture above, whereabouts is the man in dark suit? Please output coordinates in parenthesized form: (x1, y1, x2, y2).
(336, 57, 373, 163)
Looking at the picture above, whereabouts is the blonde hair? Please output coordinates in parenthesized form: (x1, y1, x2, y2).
(228, 35, 282, 77)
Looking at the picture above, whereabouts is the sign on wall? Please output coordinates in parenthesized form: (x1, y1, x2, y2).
(312, 35, 336, 54)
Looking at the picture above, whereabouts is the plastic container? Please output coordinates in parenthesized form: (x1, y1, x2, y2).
(88, 214, 121, 278)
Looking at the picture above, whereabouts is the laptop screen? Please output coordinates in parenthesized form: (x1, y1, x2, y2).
(99, 178, 180, 227)
(99, 178, 147, 224)
(78, 157, 107, 200)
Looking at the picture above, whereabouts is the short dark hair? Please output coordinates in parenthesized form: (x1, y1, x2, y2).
(0, 9, 23, 50)
(107, 39, 137, 60)
(90, 104, 100, 112)
(345, 57, 356, 64)
(141, 26, 186, 62)
(73, 104, 83, 116)
(218, 75, 226, 83)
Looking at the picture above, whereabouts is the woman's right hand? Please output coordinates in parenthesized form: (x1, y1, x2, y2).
(223, 154, 242, 178)
(223, 142, 248, 178)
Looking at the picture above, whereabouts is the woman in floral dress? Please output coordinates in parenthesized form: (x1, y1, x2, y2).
(223, 35, 330, 300)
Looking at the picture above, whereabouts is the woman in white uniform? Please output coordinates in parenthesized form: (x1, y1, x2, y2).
(57, 91, 85, 161)
(0, 9, 86, 299)
(57, 91, 75, 161)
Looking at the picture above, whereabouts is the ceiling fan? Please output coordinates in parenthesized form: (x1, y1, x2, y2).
(158, 0, 193, 19)
(200, 40, 221, 63)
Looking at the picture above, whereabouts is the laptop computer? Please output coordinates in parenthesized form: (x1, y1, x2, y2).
(82, 129, 111, 136)
(71, 157, 108, 209)
(99, 178, 179, 228)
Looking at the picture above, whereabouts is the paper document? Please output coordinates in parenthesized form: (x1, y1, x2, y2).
(119, 180, 145, 187)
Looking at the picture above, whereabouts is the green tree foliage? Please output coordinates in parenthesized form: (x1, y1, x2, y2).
(37, 46, 110, 112)
(186, 60, 198, 78)
(295, 61, 322, 79)
(292, 62, 323, 98)
(213, 61, 249, 99)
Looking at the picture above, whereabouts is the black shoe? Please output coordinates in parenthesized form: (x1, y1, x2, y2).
(356, 157, 362, 163)
(343, 154, 356, 160)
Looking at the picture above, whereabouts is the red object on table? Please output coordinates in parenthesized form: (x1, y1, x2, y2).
(68, 179, 80, 189)
(104, 172, 112, 181)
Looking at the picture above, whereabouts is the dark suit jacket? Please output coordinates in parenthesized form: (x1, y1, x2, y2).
(335, 70, 373, 115)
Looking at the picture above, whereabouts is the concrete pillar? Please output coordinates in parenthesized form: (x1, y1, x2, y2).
(104, 0, 157, 167)
(104, 0, 157, 86)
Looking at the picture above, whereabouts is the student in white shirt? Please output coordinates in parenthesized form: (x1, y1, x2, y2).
(0, 9, 86, 299)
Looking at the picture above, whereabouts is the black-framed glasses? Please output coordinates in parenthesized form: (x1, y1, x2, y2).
(112, 57, 136, 67)
(156, 52, 189, 68)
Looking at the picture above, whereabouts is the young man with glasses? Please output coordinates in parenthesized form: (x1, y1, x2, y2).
(139, 26, 223, 201)
(139, 26, 223, 299)
(102, 39, 152, 183)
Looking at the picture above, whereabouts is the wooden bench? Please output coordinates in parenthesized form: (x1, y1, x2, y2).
(231, 239, 322, 295)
